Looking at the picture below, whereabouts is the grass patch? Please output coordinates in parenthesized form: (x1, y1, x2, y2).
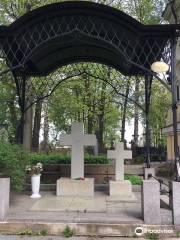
(18, 229, 48, 236)
(124, 174, 142, 185)
(145, 232, 159, 240)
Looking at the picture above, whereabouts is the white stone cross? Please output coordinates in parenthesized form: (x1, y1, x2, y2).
(60, 122, 96, 179)
(107, 142, 132, 181)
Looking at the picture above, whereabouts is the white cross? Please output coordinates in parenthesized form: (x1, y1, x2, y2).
(107, 142, 132, 181)
(60, 122, 96, 179)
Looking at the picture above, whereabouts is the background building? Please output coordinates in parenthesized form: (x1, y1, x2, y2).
(163, 0, 180, 160)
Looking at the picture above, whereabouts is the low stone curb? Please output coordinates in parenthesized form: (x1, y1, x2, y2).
(0, 236, 146, 240)
(0, 222, 179, 238)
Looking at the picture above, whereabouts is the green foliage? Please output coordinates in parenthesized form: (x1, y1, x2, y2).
(19, 229, 34, 236)
(84, 154, 109, 164)
(145, 232, 159, 240)
(19, 228, 48, 236)
(30, 153, 109, 165)
(0, 142, 30, 191)
(149, 81, 171, 147)
(124, 174, 142, 185)
(122, 0, 162, 24)
(63, 225, 74, 238)
(39, 229, 48, 236)
(48, 64, 125, 146)
(134, 155, 145, 164)
(156, 165, 174, 178)
(0, 0, 171, 152)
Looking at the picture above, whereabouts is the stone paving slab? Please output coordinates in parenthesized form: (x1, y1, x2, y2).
(7, 211, 143, 223)
(31, 196, 107, 212)
(10, 191, 140, 217)
(0, 236, 179, 240)
(8, 191, 172, 224)
(0, 236, 145, 240)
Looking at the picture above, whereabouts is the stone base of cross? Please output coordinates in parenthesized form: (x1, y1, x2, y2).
(109, 180, 135, 198)
(107, 142, 135, 199)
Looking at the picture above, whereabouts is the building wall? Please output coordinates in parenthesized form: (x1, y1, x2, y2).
(166, 134, 180, 161)
(163, 2, 180, 161)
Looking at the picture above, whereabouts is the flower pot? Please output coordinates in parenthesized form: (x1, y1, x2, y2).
(31, 175, 41, 198)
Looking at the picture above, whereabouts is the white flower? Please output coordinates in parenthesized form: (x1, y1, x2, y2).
(36, 162, 43, 169)
(26, 165, 31, 171)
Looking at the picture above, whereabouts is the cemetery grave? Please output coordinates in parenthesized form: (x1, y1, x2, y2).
(0, 0, 180, 238)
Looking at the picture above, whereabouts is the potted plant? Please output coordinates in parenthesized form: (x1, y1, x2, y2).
(26, 162, 43, 198)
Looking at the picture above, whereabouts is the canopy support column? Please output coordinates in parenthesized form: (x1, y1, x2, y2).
(171, 34, 180, 181)
(145, 74, 152, 168)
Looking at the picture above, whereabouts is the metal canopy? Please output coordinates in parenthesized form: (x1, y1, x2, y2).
(0, 1, 178, 76)
(0, 1, 180, 177)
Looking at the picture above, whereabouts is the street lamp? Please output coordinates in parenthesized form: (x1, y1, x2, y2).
(145, 61, 169, 170)
(151, 61, 169, 73)
(151, 60, 180, 181)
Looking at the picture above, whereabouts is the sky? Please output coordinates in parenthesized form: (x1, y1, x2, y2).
(125, 120, 144, 147)
(40, 118, 144, 148)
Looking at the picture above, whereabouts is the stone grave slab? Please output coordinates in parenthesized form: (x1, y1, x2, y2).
(57, 178, 94, 197)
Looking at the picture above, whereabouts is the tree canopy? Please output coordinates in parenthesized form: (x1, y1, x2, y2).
(0, 0, 171, 151)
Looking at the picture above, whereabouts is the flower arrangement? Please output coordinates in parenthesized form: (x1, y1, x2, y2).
(26, 162, 43, 176)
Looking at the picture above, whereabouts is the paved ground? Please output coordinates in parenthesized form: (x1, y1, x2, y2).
(8, 191, 143, 223)
(0, 236, 179, 240)
(10, 191, 138, 212)
(0, 236, 143, 240)
(7, 190, 172, 224)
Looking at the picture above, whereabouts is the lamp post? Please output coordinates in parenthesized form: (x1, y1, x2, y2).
(145, 62, 169, 169)
(151, 56, 180, 181)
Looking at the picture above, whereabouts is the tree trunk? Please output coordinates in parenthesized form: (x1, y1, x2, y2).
(15, 116, 24, 144)
(84, 76, 93, 134)
(41, 99, 49, 153)
(121, 79, 130, 142)
(8, 99, 18, 143)
(32, 100, 42, 152)
(97, 111, 105, 153)
(23, 101, 33, 151)
(97, 80, 107, 153)
(133, 77, 139, 146)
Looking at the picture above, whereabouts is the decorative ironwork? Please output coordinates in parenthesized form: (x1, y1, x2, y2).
(0, 2, 176, 78)
(0, 1, 180, 175)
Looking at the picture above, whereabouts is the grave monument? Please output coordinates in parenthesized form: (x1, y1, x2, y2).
(57, 122, 96, 196)
(107, 142, 134, 198)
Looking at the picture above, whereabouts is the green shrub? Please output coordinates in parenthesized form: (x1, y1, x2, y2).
(0, 142, 30, 191)
(30, 153, 109, 165)
(19, 229, 48, 236)
(124, 174, 142, 185)
(134, 155, 145, 164)
(85, 154, 109, 164)
(63, 225, 73, 238)
(156, 166, 173, 178)
(19, 229, 34, 236)
(145, 232, 159, 240)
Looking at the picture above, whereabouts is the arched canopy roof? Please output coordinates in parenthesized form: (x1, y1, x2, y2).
(0, 1, 179, 76)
